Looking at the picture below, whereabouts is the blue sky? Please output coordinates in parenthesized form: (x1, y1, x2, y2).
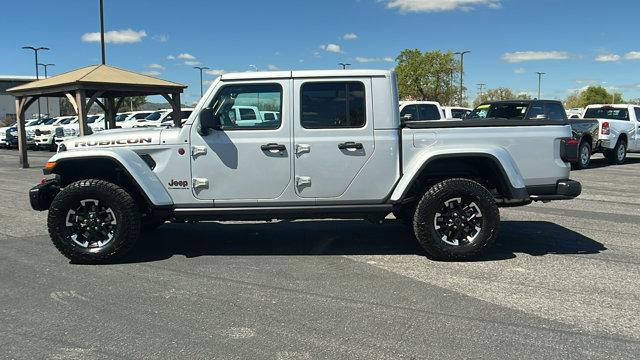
(2, 0, 640, 104)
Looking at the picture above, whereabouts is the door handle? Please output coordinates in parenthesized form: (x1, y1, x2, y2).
(338, 141, 363, 150)
(261, 143, 286, 152)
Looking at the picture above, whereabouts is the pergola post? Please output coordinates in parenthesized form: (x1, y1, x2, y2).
(75, 90, 88, 136)
(15, 97, 29, 169)
(106, 97, 116, 129)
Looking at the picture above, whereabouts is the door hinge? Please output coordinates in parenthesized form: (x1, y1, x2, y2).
(295, 144, 311, 155)
(295, 176, 311, 187)
(192, 178, 209, 189)
(192, 146, 207, 158)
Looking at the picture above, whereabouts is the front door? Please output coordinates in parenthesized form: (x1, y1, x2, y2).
(292, 78, 374, 198)
(190, 81, 291, 201)
(634, 107, 640, 150)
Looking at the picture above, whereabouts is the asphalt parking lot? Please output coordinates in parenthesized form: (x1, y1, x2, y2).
(1, 149, 639, 359)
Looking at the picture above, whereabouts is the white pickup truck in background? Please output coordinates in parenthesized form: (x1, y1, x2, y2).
(443, 106, 472, 119)
(582, 104, 640, 164)
(399, 101, 446, 122)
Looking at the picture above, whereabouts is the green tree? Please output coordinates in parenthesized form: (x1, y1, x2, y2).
(116, 96, 147, 112)
(473, 87, 526, 107)
(563, 86, 624, 108)
(395, 49, 462, 106)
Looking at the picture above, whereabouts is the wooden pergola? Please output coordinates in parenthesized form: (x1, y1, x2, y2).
(7, 64, 186, 168)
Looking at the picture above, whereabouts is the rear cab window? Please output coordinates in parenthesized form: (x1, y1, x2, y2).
(583, 107, 630, 121)
(300, 81, 365, 128)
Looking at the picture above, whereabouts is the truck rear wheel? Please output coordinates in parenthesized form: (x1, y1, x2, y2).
(573, 140, 591, 170)
(413, 178, 499, 261)
(47, 179, 141, 264)
(605, 139, 627, 165)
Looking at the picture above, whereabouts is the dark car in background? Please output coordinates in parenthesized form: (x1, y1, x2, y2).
(468, 100, 600, 169)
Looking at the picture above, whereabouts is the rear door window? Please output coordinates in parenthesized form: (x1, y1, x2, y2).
(418, 104, 441, 120)
(545, 102, 566, 121)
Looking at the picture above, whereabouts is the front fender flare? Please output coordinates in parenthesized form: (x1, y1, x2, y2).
(391, 146, 527, 202)
(48, 148, 173, 207)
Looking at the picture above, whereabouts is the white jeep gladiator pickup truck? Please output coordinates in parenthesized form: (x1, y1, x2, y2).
(29, 70, 581, 263)
(581, 104, 640, 164)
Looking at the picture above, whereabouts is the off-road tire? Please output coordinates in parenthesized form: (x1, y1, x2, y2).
(413, 178, 500, 261)
(47, 179, 141, 264)
(605, 139, 627, 165)
(572, 140, 591, 170)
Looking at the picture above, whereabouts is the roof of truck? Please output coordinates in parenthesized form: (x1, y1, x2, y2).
(220, 69, 393, 81)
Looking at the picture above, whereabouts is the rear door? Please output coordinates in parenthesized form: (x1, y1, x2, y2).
(634, 107, 640, 150)
(292, 78, 373, 198)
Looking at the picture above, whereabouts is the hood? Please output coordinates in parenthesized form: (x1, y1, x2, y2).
(61, 127, 164, 150)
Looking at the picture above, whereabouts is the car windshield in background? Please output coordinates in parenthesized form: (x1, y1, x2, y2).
(115, 114, 128, 122)
(468, 103, 528, 120)
(145, 111, 166, 121)
(86, 116, 98, 124)
(583, 107, 630, 121)
(60, 117, 75, 124)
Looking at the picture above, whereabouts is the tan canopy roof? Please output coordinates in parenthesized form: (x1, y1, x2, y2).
(7, 64, 186, 97)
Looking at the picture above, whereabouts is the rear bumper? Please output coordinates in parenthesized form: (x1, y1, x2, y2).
(29, 179, 60, 211)
(528, 179, 582, 201)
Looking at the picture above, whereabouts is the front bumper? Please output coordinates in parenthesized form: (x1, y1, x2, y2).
(528, 179, 582, 202)
(29, 179, 60, 211)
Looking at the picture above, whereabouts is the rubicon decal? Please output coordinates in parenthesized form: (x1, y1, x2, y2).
(168, 179, 189, 189)
(74, 137, 153, 147)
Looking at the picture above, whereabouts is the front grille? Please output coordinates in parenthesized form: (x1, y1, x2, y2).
(55, 128, 64, 137)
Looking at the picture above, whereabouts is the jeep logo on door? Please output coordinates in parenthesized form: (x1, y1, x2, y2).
(168, 179, 189, 189)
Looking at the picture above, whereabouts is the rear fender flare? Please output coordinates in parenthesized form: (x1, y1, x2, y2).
(391, 146, 527, 202)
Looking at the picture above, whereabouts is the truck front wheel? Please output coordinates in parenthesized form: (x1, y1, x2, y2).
(413, 178, 500, 261)
(47, 179, 141, 264)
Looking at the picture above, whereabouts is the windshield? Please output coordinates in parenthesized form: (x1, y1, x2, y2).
(60, 117, 76, 124)
(115, 114, 129, 122)
(86, 115, 98, 124)
(468, 103, 529, 120)
(27, 118, 47, 126)
(583, 107, 629, 121)
(145, 111, 166, 121)
(44, 118, 59, 125)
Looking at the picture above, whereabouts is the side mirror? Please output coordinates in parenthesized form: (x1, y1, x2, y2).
(401, 113, 413, 122)
(199, 107, 220, 134)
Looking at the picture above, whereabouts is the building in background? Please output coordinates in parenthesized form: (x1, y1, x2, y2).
(0, 75, 60, 126)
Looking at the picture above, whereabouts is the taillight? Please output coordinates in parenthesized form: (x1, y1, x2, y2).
(601, 122, 610, 135)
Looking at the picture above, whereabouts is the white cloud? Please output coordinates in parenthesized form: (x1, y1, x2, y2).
(178, 53, 196, 60)
(205, 69, 225, 76)
(343, 33, 358, 40)
(513, 67, 527, 74)
(501, 51, 569, 63)
(148, 63, 165, 70)
(184, 60, 201, 66)
(142, 71, 161, 76)
(624, 51, 640, 60)
(81, 29, 147, 44)
(384, 0, 501, 13)
(595, 54, 621, 62)
(153, 34, 168, 42)
(267, 64, 279, 70)
(355, 56, 395, 63)
(166, 55, 175, 60)
(320, 44, 342, 53)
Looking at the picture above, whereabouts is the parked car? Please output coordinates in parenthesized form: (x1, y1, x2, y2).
(399, 101, 446, 122)
(0, 121, 17, 148)
(115, 111, 155, 128)
(33, 116, 75, 151)
(5, 125, 36, 148)
(443, 106, 472, 119)
(31, 69, 581, 264)
(581, 104, 640, 164)
(134, 108, 195, 128)
(468, 100, 600, 169)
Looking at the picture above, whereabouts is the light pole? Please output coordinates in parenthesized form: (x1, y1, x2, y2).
(536, 72, 545, 99)
(99, 0, 106, 64)
(454, 51, 470, 106)
(193, 66, 210, 98)
(22, 46, 49, 119)
(38, 63, 55, 116)
(477, 83, 486, 100)
(339, 63, 351, 69)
